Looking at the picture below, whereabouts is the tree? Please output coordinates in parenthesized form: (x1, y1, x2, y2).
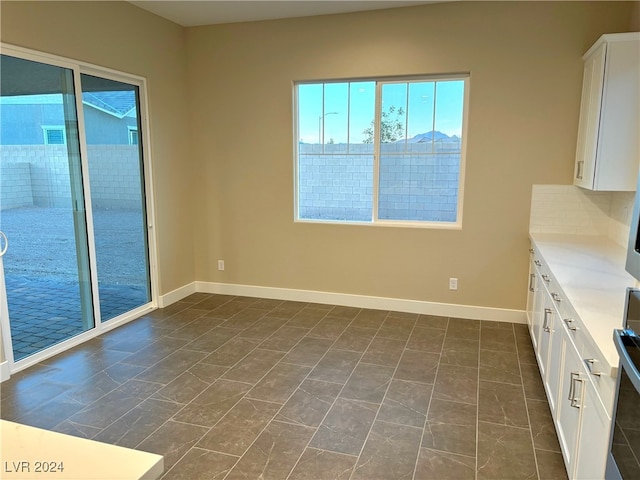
(362, 106, 405, 144)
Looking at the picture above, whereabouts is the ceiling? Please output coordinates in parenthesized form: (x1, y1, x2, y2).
(128, 1, 441, 27)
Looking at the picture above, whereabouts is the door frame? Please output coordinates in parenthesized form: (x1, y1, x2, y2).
(0, 43, 160, 378)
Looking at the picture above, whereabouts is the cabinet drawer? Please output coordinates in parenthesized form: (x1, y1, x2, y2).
(578, 336, 616, 415)
(557, 307, 616, 416)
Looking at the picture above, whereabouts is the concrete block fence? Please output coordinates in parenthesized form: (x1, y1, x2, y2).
(1, 145, 142, 211)
(298, 142, 460, 222)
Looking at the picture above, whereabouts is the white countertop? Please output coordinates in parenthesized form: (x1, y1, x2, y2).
(530, 233, 637, 371)
(0, 420, 163, 480)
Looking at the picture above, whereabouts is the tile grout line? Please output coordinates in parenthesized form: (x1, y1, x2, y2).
(284, 309, 393, 480)
(176, 304, 342, 478)
(222, 306, 368, 480)
(7, 295, 237, 435)
(411, 316, 449, 480)
(134, 300, 305, 478)
(347, 313, 424, 480)
(515, 323, 542, 480)
(7, 297, 546, 480)
(475, 322, 481, 480)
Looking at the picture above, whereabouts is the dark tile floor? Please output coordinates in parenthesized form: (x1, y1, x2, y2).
(0, 293, 568, 479)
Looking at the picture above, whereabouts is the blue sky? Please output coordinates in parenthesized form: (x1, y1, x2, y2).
(297, 79, 465, 144)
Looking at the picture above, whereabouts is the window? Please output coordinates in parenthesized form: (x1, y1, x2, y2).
(294, 75, 468, 226)
(42, 126, 66, 145)
(128, 126, 139, 145)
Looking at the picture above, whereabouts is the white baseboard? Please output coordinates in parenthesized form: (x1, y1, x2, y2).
(1, 360, 10, 382)
(194, 281, 526, 324)
(158, 282, 197, 308)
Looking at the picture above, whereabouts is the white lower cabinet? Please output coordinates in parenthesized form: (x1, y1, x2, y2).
(546, 313, 564, 414)
(556, 338, 585, 476)
(526, 256, 537, 327)
(530, 257, 545, 351)
(574, 380, 610, 480)
(537, 297, 555, 379)
(527, 245, 612, 479)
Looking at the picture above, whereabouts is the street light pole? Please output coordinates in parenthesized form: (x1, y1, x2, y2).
(318, 111, 338, 146)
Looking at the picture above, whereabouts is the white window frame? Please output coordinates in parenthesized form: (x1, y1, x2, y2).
(293, 74, 469, 229)
(42, 125, 67, 145)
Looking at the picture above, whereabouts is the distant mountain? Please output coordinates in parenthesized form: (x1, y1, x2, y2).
(298, 130, 460, 145)
(404, 131, 455, 143)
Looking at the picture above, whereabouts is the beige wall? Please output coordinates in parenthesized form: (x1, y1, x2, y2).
(187, 1, 635, 311)
(631, 1, 640, 30)
(0, 1, 194, 296)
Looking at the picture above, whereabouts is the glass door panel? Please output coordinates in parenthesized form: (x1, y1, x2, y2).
(80, 74, 151, 321)
(0, 54, 95, 361)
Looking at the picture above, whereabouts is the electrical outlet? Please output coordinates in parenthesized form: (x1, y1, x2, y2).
(217, 260, 225, 271)
(449, 277, 458, 290)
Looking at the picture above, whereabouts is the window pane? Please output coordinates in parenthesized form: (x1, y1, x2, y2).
(81, 73, 152, 321)
(435, 80, 465, 143)
(378, 79, 464, 222)
(297, 84, 322, 144)
(0, 54, 95, 360)
(297, 82, 373, 222)
(323, 83, 347, 147)
(407, 82, 435, 154)
(349, 81, 375, 153)
(380, 83, 408, 155)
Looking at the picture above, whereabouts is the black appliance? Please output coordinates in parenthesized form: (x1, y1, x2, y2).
(607, 288, 640, 479)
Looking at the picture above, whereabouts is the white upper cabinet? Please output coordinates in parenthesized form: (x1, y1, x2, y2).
(574, 33, 640, 191)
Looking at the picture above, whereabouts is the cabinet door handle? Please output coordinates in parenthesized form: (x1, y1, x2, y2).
(529, 248, 535, 254)
(551, 292, 562, 303)
(584, 358, 601, 377)
(568, 371, 575, 401)
(569, 372, 582, 408)
(564, 318, 577, 332)
(576, 160, 584, 180)
(529, 274, 536, 292)
(541, 274, 550, 283)
(543, 308, 552, 333)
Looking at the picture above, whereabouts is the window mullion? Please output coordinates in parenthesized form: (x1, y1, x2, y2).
(372, 82, 382, 222)
(346, 83, 351, 155)
(431, 82, 438, 154)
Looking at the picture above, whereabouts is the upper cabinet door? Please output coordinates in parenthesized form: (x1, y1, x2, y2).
(574, 42, 605, 190)
(574, 33, 640, 192)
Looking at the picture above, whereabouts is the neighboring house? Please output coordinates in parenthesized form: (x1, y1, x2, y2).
(0, 91, 138, 145)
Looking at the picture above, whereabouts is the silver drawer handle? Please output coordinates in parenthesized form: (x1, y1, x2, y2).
(534, 260, 542, 267)
(529, 248, 535, 254)
(564, 318, 577, 332)
(551, 292, 562, 303)
(543, 308, 552, 333)
(584, 358, 601, 377)
(541, 274, 550, 283)
(576, 160, 584, 180)
(569, 372, 582, 408)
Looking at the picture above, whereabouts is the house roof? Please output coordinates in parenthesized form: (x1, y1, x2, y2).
(1, 91, 137, 119)
(83, 91, 137, 118)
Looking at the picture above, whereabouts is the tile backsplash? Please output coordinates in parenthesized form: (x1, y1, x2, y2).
(530, 185, 635, 247)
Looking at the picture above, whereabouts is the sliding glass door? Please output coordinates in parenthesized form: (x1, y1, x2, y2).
(0, 55, 95, 361)
(81, 74, 151, 321)
(0, 47, 155, 366)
